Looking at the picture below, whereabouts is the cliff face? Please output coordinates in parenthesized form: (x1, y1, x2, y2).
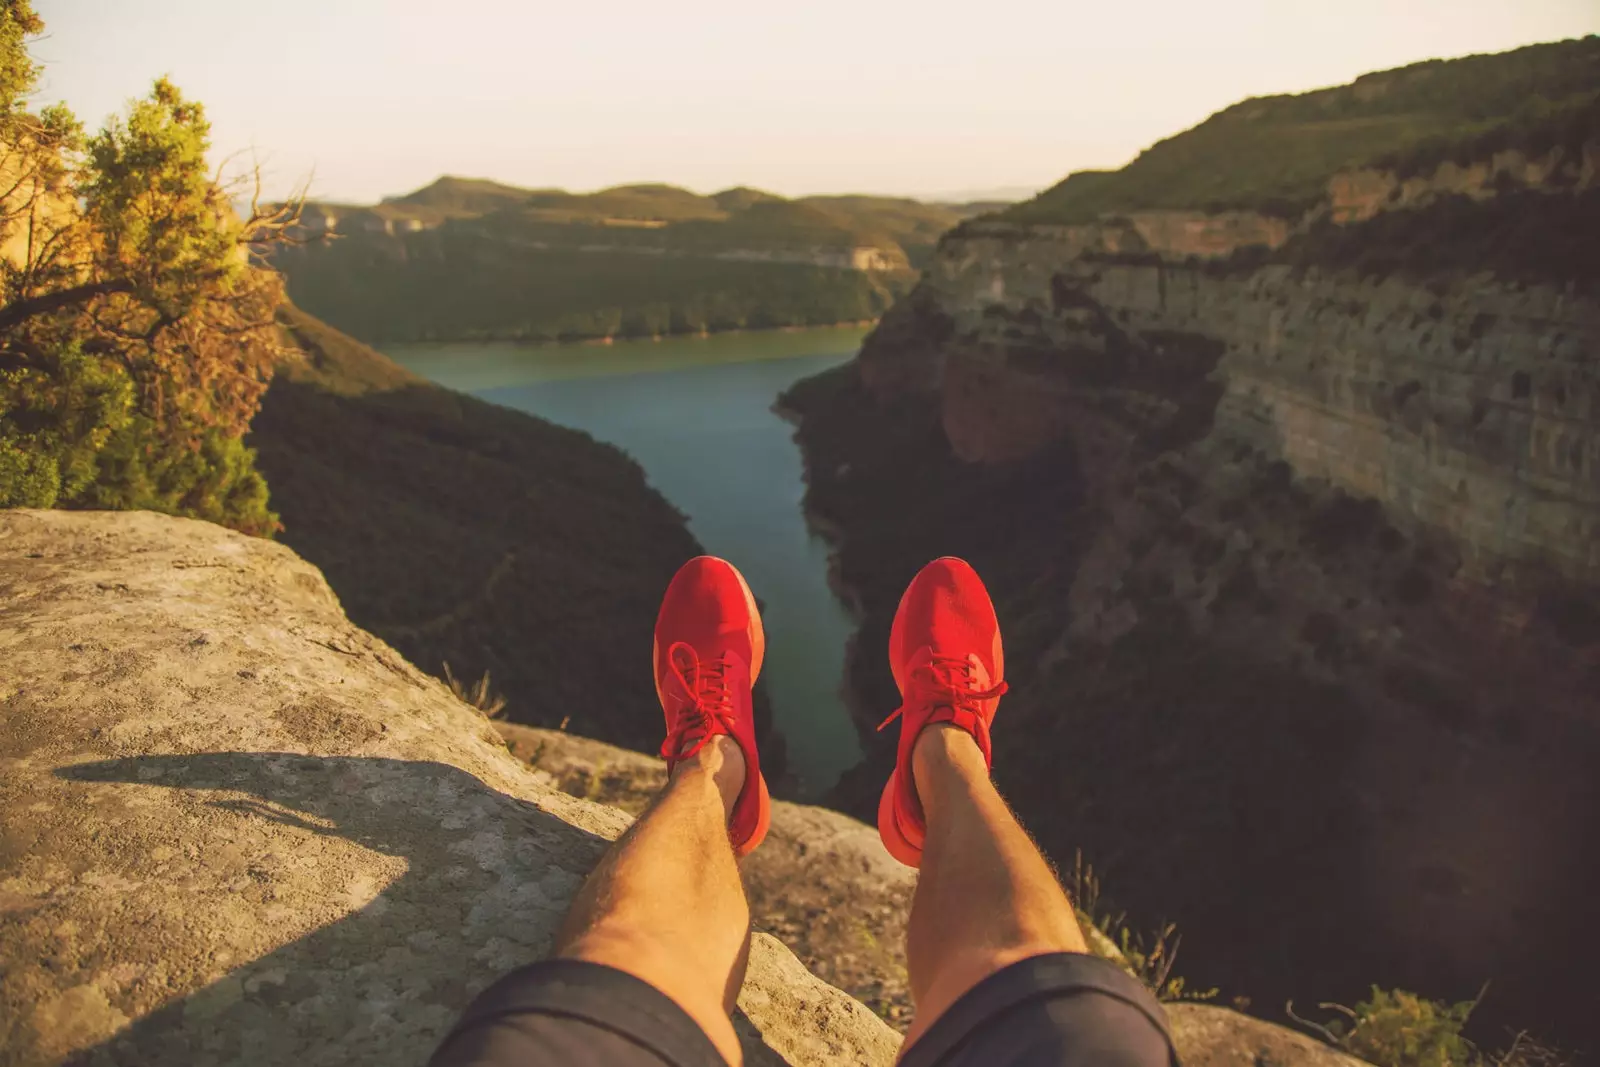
(0, 510, 894, 1067)
(904, 216, 1599, 582)
(789, 135, 1600, 1052)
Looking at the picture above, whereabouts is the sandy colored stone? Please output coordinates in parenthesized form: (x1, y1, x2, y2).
(0, 509, 900, 1067)
(504, 726, 1381, 1066)
(1167, 1003, 1370, 1067)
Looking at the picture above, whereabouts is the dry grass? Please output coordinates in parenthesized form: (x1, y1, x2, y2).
(442, 661, 507, 719)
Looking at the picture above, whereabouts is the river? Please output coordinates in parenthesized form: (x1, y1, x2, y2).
(385, 327, 867, 797)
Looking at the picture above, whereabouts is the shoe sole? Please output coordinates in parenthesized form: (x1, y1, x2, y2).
(725, 559, 770, 857)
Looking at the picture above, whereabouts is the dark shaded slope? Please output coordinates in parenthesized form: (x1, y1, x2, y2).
(248, 308, 764, 757)
(786, 349, 1600, 1061)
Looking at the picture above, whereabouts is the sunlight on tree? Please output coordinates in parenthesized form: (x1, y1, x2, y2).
(0, 0, 303, 532)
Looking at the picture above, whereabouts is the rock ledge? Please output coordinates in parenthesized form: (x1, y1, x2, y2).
(0, 510, 899, 1067)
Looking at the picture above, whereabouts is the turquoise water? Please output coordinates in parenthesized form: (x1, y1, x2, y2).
(385, 328, 868, 796)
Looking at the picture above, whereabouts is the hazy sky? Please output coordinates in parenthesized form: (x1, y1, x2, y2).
(29, 0, 1599, 203)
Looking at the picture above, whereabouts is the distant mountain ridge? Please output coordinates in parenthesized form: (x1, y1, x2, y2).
(272, 180, 1000, 344)
(1000, 36, 1599, 224)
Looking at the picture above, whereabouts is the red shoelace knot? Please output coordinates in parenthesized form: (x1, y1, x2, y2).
(876, 654, 1008, 733)
(660, 641, 739, 762)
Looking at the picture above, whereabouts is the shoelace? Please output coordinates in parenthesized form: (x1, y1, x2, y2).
(876, 654, 1008, 733)
(659, 641, 738, 762)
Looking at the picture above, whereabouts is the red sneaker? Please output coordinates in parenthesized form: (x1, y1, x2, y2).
(654, 555, 770, 856)
(876, 557, 1008, 867)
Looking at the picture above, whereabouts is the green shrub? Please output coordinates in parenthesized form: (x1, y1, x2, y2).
(1294, 987, 1570, 1067)
(1341, 988, 1478, 1067)
(0, 343, 132, 507)
(0, 342, 276, 531)
(3, 3, 290, 535)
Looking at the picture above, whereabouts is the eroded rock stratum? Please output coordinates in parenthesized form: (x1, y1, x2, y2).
(0, 509, 898, 1067)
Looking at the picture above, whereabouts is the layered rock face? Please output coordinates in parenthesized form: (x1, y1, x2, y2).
(795, 154, 1600, 1052)
(907, 220, 1600, 582)
(0, 510, 896, 1067)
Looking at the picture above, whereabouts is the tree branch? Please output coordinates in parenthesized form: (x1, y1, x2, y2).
(0, 278, 135, 332)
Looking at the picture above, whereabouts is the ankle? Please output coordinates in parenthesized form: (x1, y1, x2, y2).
(910, 724, 986, 814)
(672, 734, 746, 820)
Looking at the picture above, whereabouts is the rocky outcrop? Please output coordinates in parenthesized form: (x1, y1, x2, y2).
(1165, 1005, 1369, 1067)
(1326, 141, 1600, 225)
(501, 724, 1373, 1066)
(0, 508, 1376, 1067)
(0, 510, 897, 1067)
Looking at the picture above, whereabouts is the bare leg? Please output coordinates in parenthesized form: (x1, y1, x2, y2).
(555, 735, 750, 1066)
(904, 724, 1089, 1048)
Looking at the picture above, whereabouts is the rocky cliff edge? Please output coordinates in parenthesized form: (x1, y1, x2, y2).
(500, 728, 1370, 1067)
(0, 510, 896, 1067)
(0, 509, 1365, 1067)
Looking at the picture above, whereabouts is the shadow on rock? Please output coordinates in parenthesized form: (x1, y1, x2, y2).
(52, 753, 781, 1066)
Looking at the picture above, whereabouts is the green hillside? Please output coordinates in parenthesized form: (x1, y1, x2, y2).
(273, 179, 989, 344)
(250, 307, 784, 765)
(1003, 36, 1600, 223)
(384, 175, 547, 220)
(275, 236, 903, 343)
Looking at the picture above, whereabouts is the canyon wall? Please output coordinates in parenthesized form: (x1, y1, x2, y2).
(903, 221, 1600, 582)
(794, 148, 1600, 1053)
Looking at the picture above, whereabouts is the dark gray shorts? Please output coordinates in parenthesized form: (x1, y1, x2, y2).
(430, 952, 1178, 1067)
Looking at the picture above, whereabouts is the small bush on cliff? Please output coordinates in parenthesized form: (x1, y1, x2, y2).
(1293, 988, 1570, 1067)
(0, 1, 292, 532)
(1070, 853, 1215, 1003)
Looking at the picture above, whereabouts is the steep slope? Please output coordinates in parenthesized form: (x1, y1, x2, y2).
(786, 38, 1600, 1056)
(271, 181, 983, 344)
(248, 308, 782, 768)
(0, 510, 895, 1067)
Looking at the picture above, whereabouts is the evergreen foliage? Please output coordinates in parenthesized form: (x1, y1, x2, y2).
(0, 1, 292, 532)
